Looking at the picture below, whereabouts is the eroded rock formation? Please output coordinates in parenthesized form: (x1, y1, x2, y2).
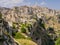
(0, 6, 60, 45)
(0, 12, 18, 45)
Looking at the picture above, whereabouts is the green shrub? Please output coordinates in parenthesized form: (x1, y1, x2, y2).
(12, 23, 16, 29)
(14, 32, 25, 39)
(20, 23, 27, 33)
(26, 37, 32, 40)
(21, 27, 26, 33)
(55, 38, 60, 45)
(20, 23, 32, 33)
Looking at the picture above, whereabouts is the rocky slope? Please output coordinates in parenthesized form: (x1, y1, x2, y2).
(0, 6, 60, 45)
(0, 12, 18, 45)
(0, 6, 60, 24)
(1, 6, 60, 36)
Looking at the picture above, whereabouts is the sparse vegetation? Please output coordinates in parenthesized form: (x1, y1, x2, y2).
(14, 32, 25, 39)
(0, 6, 60, 45)
(21, 27, 26, 33)
(12, 22, 17, 29)
(55, 38, 60, 45)
(16, 39, 37, 45)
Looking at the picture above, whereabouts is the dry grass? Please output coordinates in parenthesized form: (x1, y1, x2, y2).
(16, 39, 37, 45)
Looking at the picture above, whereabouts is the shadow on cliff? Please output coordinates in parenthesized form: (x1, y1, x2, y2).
(29, 18, 55, 45)
(0, 12, 18, 45)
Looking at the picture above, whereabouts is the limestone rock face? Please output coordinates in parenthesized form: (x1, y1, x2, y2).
(0, 6, 60, 45)
(29, 18, 55, 45)
(0, 6, 60, 24)
(0, 12, 18, 45)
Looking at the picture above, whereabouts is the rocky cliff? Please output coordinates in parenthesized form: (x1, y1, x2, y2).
(0, 6, 60, 45)
(0, 6, 60, 23)
(0, 12, 18, 45)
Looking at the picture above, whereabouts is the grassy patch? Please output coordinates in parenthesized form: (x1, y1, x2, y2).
(55, 38, 60, 45)
(14, 32, 25, 39)
(16, 39, 37, 45)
